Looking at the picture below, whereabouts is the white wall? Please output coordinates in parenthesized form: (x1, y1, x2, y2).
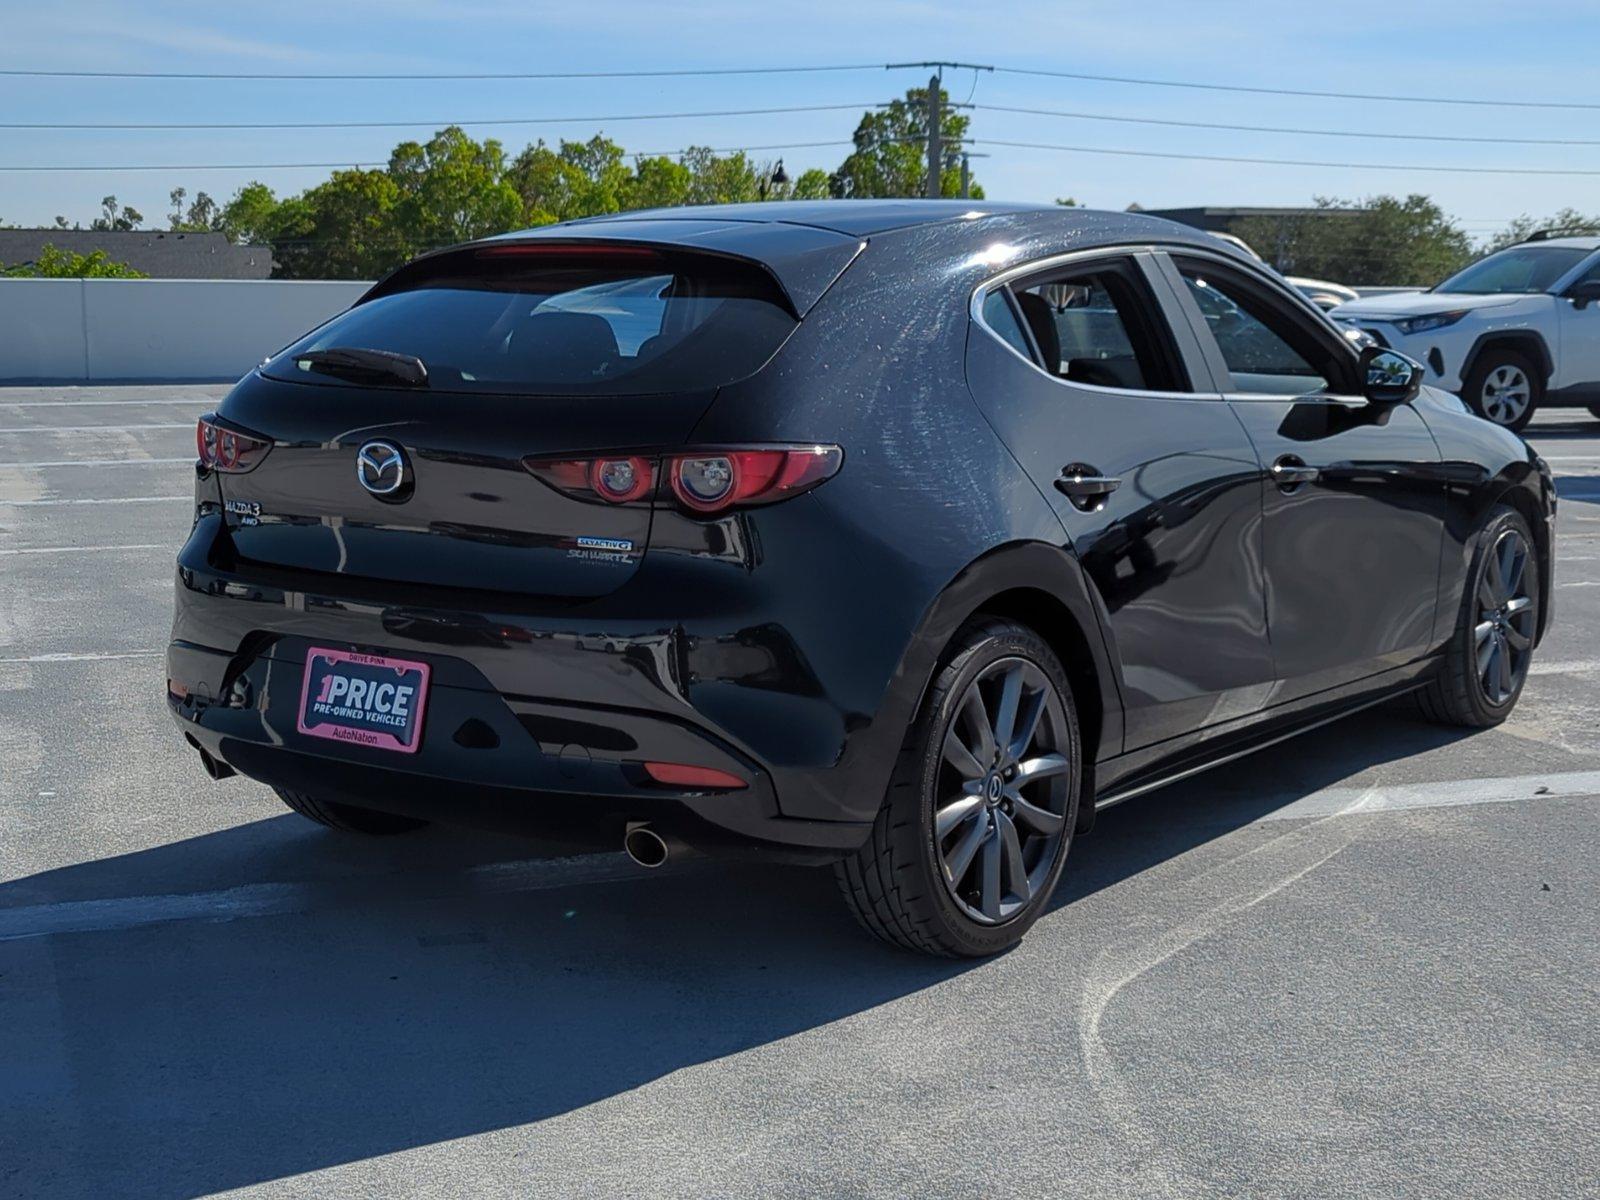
(0, 278, 370, 381)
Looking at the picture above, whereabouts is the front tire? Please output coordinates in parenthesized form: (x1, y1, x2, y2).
(1415, 506, 1539, 728)
(835, 619, 1081, 957)
(1463, 349, 1541, 433)
(274, 787, 429, 834)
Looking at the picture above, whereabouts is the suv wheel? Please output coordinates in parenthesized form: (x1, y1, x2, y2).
(274, 787, 429, 834)
(1463, 349, 1541, 433)
(834, 619, 1081, 957)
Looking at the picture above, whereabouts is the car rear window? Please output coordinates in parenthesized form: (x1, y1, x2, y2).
(262, 244, 798, 396)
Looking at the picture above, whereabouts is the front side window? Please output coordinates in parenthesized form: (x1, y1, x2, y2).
(263, 246, 796, 397)
(1434, 246, 1590, 296)
(1178, 266, 1333, 395)
(1008, 264, 1185, 392)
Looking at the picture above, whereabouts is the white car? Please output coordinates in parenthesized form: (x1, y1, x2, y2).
(1207, 232, 1359, 311)
(1331, 234, 1600, 432)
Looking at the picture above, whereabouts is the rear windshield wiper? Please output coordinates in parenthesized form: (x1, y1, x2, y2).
(293, 346, 429, 388)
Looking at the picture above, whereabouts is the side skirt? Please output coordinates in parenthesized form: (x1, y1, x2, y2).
(1092, 668, 1433, 813)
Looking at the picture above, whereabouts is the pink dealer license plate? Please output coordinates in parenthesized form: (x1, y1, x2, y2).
(296, 647, 431, 754)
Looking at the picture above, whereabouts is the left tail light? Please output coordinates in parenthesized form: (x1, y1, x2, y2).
(525, 445, 842, 516)
(196, 414, 272, 473)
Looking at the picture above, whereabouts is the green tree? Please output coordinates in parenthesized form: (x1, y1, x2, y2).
(168, 187, 220, 232)
(90, 195, 144, 232)
(1232, 195, 1473, 287)
(1483, 208, 1600, 252)
(388, 126, 524, 249)
(268, 169, 406, 279)
(829, 87, 980, 199)
(3, 244, 147, 277)
(219, 182, 280, 245)
(626, 154, 693, 210)
(789, 168, 831, 200)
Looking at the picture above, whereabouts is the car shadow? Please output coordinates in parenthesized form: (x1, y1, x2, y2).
(1555, 471, 1599, 509)
(1, 708, 1473, 1198)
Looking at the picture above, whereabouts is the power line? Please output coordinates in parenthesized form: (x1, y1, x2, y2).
(972, 138, 1600, 176)
(0, 63, 887, 82)
(973, 103, 1600, 148)
(991, 66, 1600, 112)
(0, 140, 856, 172)
(0, 102, 880, 131)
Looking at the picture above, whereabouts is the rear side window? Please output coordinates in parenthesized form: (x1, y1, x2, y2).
(980, 289, 1036, 360)
(1007, 262, 1187, 392)
(263, 245, 797, 396)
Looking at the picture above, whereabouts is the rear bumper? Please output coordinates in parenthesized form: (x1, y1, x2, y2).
(166, 509, 888, 856)
(168, 636, 865, 858)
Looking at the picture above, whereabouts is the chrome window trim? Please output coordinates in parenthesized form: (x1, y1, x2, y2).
(967, 243, 1213, 401)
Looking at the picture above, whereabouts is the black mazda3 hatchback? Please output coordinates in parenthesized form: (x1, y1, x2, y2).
(170, 200, 1556, 956)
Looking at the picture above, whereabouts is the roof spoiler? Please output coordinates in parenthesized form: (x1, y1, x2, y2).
(360, 221, 865, 318)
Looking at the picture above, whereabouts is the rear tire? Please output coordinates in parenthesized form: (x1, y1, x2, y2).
(274, 787, 428, 834)
(1414, 506, 1539, 728)
(1462, 349, 1541, 433)
(834, 618, 1081, 957)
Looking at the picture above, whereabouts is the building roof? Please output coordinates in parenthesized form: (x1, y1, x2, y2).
(0, 229, 272, 279)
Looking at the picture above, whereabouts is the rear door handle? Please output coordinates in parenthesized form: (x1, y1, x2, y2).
(1271, 456, 1320, 490)
(1055, 465, 1121, 510)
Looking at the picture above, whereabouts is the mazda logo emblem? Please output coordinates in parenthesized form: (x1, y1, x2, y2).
(356, 440, 406, 497)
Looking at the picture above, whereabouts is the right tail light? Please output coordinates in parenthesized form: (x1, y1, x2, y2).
(525, 445, 842, 516)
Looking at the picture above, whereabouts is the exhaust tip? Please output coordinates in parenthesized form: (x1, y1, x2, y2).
(623, 823, 670, 869)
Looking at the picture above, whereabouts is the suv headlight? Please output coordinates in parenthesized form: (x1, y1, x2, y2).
(1393, 310, 1469, 335)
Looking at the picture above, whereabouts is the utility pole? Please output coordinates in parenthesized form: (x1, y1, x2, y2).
(885, 62, 993, 200)
(959, 154, 969, 199)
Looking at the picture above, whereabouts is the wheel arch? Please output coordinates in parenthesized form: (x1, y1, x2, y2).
(895, 541, 1125, 772)
(1461, 330, 1554, 388)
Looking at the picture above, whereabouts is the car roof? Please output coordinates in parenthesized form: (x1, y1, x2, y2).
(540, 199, 1057, 237)
(446, 202, 1252, 317)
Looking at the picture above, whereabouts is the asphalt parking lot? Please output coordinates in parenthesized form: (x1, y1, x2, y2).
(1, 385, 1597, 1199)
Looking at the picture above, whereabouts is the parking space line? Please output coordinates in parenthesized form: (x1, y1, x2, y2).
(0, 852, 661, 943)
(0, 651, 163, 664)
(1252, 770, 1600, 823)
(0, 399, 211, 408)
(1529, 659, 1600, 675)
(0, 495, 189, 507)
(0, 458, 193, 468)
(0, 544, 167, 556)
(0, 423, 193, 434)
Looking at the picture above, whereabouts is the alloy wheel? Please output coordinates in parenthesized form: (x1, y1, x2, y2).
(1474, 528, 1535, 705)
(934, 657, 1072, 925)
(1480, 364, 1532, 426)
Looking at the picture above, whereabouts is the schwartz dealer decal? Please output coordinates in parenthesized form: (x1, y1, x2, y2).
(568, 534, 636, 564)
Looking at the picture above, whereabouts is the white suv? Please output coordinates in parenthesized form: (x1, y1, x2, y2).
(1331, 234, 1600, 432)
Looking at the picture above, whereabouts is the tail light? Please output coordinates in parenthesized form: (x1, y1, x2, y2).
(196, 414, 272, 473)
(525, 445, 841, 516)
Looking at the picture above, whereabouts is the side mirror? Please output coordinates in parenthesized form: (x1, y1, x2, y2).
(1564, 279, 1600, 309)
(1360, 346, 1424, 406)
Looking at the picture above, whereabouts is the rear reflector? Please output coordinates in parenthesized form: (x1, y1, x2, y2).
(641, 761, 748, 790)
(196, 413, 272, 474)
(525, 445, 841, 516)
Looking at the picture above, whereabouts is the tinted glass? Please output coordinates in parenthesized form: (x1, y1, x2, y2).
(1014, 268, 1175, 391)
(1181, 270, 1329, 394)
(1434, 246, 1589, 295)
(981, 290, 1036, 360)
(264, 252, 796, 396)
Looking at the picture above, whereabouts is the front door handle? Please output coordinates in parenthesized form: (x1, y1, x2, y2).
(1055, 464, 1121, 511)
(1271, 456, 1320, 491)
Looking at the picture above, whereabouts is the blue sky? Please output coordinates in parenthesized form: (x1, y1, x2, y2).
(3, 0, 1598, 243)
